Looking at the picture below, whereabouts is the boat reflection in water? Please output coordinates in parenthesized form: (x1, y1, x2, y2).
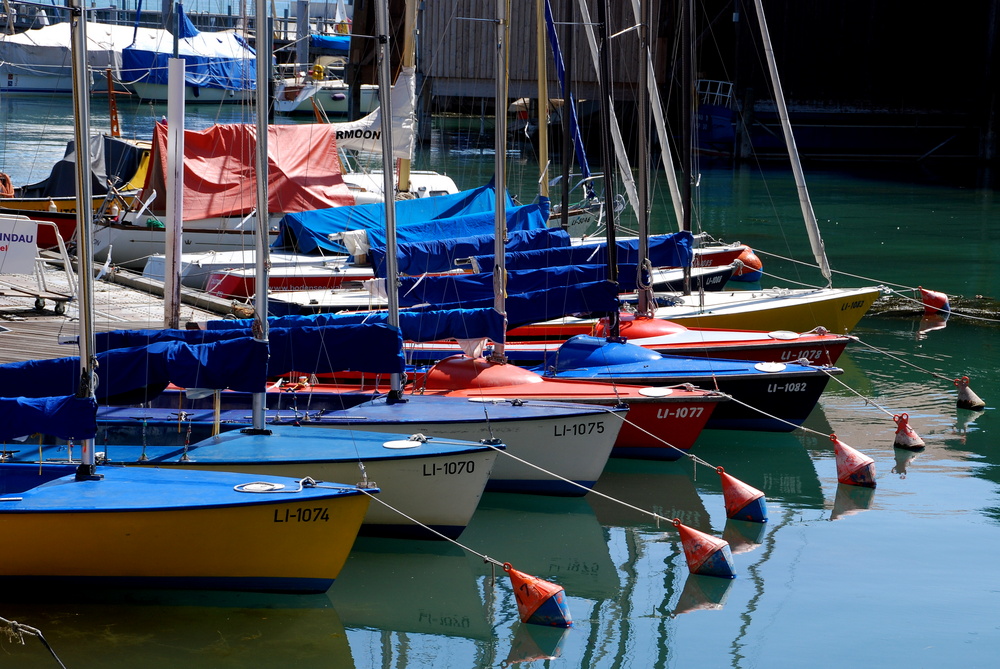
(0, 590, 356, 669)
(328, 537, 491, 640)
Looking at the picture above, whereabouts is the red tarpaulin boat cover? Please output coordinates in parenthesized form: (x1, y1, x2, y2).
(142, 122, 355, 221)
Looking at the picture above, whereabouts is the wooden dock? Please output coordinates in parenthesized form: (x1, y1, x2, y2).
(0, 258, 239, 365)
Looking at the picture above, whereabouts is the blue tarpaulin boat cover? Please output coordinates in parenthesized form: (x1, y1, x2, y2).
(310, 34, 350, 54)
(468, 231, 695, 273)
(0, 395, 97, 441)
(0, 338, 268, 401)
(121, 4, 256, 92)
(369, 204, 562, 277)
(205, 310, 506, 345)
(276, 183, 512, 254)
(97, 323, 406, 377)
(397, 264, 639, 307)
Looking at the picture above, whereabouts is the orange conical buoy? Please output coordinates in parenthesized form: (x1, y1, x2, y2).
(955, 376, 986, 411)
(504, 563, 572, 628)
(717, 467, 768, 523)
(832, 434, 877, 488)
(893, 413, 925, 450)
(919, 286, 950, 314)
(673, 519, 736, 579)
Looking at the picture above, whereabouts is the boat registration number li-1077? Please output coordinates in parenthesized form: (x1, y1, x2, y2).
(422, 461, 478, 476)
(273, 507, 332, 523)
(655, 406, 706, 419)
(552, 422, 607, 437)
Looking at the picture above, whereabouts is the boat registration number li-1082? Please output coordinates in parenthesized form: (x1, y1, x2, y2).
(273, 507, 332, 523)
(767, 382, 811, 393)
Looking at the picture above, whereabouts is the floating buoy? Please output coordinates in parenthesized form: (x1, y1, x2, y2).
(893, 413, 925, 450)
(832, 434, 877, 488)
(504, 563, 572, 628)
(919, 286, 950, 314)
(717, 467, 768, 523)
(955, 376, 986, 411)
(673, 519, 736, 579)
(729, 246, 763, 282)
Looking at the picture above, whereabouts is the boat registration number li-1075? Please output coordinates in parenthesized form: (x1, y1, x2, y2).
(273, 507, 332, 523)
(553, 421, 607, 437)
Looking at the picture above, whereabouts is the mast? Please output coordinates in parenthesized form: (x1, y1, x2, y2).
(596, 0, 619, 339)
(396, 0, 417, 193)
(536, 0, 548, 199)
(250, 0, 271, 432)
(559, 0, 573, 227)
(69, 0, 98, 480)
(375, 0, 404, 399)
(489, 0, 508, 363)
(681, 0, 693, 295)
(752, 0, 832, 286)
(636, 0, 650, 315)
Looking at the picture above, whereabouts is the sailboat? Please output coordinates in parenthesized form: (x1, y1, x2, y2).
(534, 0, 883, 335)
(0, 6, 373, 594)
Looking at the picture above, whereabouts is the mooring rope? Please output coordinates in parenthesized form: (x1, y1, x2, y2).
(1, 616, 67, 669)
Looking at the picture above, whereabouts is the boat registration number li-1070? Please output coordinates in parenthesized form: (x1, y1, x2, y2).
(422, 461, 478, 476)
(273, 507, 332, 523)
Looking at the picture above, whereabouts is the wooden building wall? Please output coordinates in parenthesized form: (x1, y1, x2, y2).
(416, 0, 660, 108)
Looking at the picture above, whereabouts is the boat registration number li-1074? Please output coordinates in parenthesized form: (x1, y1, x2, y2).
(552, 422, 607, 437)
(422, 461, 478, 476)
(273, 507, 333, 523)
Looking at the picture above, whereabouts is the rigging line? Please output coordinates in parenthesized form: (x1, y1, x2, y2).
(753, 246, 913, 290)
(0, 616, 68, 669)
(849, 336, 958, 382)
(879, 287, 1000, 324)
(819, 368, 896, 418)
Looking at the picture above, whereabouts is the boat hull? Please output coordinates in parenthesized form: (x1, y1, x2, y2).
(9, 424, 497, 541)
(0, 463, 370, 592)
(509, 286, 882, 337)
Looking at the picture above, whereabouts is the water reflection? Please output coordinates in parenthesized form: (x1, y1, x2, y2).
(0, 589, 354, 669)
(830, 483, 876, 520)
(723, 518, 768, 555)
(672, 573, 735, 616)
(500, 624, 569, 666)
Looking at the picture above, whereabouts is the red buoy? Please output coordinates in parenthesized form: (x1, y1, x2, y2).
(955, 376, 987, 411)
(673, 519, 736, 579)
(832, 434, 877, 488)
(504, 563, 573, 628)
(730, 246, 763, 282)
(893, 413, 925, 450)
(717, 467, 768, 523)
(919, 286, 950, 314)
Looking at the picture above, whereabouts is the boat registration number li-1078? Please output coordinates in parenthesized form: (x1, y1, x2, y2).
(552, 422, 607, 437)
(422, 461, 478, 476)
(273, 507, 332, 523)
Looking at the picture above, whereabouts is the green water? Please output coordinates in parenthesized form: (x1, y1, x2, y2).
(1, 96, 998, 668)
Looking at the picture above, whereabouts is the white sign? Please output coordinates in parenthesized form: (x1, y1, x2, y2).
(0, 215, 38, 275)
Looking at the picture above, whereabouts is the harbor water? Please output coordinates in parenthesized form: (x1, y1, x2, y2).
(1, 96, 999, 668)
